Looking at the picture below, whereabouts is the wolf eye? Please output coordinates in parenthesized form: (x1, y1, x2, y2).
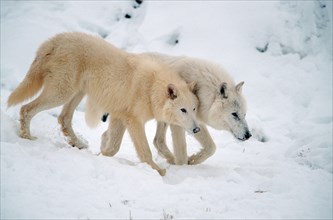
(193, 108, 196, 111)
(232, 112, 239, 119)
(181, 108, 187, 113)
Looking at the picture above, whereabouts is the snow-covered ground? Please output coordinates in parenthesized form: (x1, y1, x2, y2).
(1, 1, 332, 219)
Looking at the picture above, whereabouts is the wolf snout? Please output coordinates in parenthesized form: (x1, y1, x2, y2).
(244, 131, 251, 140)
(193, 127, 200, 134)
(237, 131, 251, 141)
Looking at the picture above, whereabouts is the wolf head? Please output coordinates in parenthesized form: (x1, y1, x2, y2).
(162, 82, 200, 134)
(207, 81, 251, 141)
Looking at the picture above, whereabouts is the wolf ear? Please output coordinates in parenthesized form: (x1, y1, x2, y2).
(167, 84, 177, 100)
(220, 82, 228, 98)
(188, 81, 198, 95)
(236, 81, 244, 94)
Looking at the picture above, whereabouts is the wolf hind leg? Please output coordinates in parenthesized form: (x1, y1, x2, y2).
(58, 92, 86, 149)
(19, 86, 74, 140)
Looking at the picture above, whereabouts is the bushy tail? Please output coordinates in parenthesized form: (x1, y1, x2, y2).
(7, 60, 44, 107)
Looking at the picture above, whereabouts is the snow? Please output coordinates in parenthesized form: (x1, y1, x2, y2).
(1, 1, 332, 219)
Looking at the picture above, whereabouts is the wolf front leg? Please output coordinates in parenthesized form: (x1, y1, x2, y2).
(188, 124, 216, 165)
(170, 124, 188, 165)
(153, 122, 175, 164)
(100, 117, 126, 157)
(126, 118, 166, 176)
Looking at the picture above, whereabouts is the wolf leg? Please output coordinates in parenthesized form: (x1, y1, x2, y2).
(100, 117, 126, 156)
(188, 124, 216, 165)
(58, 92, 86, 149)
(153, 122, 175, 164)
(170, 124, 188, 165)
(19, 87, 73, 140)
(126, 118, 166, 176)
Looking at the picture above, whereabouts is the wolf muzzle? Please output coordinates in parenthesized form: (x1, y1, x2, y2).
(193, 127, 200, 134)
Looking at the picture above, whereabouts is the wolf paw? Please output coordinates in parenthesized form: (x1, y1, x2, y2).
(100, 149, 117, 157)
(100, 145, 121, 157)
(188, 155, 200, 165)
(75, 142, 88, 149)
(69, 138, 88, 149)
(19, 132, 37, 140)
(158, 168, 166, 176)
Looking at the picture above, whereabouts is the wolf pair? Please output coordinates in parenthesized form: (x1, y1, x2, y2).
(7, 32, 251, 176)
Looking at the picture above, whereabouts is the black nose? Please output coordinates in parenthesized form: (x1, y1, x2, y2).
(193, 127, 200, 134)
(101, 113, 109, 122)
(244, 131, 252, 140)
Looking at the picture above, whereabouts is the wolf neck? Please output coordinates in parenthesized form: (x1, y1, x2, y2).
(149, 77, 169, 122)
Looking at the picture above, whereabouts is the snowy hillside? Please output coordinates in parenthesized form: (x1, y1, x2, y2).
(1, 1, 332, 219)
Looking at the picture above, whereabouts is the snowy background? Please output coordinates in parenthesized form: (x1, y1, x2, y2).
(1, 1, 332, 219)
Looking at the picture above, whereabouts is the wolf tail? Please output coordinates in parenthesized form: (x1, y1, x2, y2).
(7, 58, 44, 108)
(7, 36, 57, 108)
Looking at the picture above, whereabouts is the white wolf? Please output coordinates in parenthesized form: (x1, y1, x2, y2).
(101, 52, 251, 165)
(7, 33, 200, 175)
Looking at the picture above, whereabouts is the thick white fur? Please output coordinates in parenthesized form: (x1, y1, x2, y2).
(7, 33, 200, 175)
(101, 52, 251, 165)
